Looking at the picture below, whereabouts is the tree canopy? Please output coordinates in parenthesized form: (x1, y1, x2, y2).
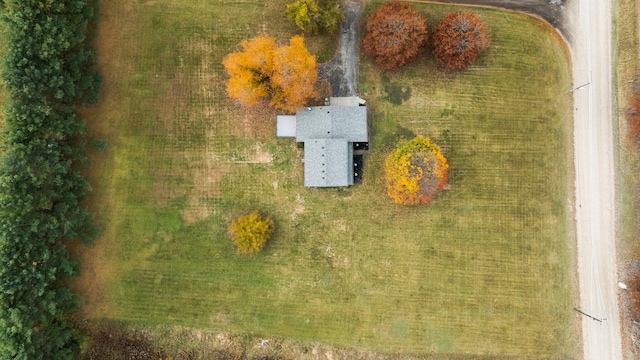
(228, 211, 275, 254)
(223, 35, 317, 113)
(431, 11, 490, 70)
(385, 136, 449, 205)
(0, 0, 101, 358)
(363, 1, 428, 70)
(285, 0, 344, 34)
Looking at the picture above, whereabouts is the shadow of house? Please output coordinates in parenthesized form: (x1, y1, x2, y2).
(276, 97, 368, 187)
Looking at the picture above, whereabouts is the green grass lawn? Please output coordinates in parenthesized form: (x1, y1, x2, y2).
(77, 0, 578, 357)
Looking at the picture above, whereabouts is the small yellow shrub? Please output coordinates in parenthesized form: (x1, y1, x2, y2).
(228, 211, 275, 254)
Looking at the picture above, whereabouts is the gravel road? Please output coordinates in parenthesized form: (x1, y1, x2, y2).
(564, 0, 622, 357)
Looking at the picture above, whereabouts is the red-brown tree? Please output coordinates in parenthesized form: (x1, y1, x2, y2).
(363, 1, 428, 70)
(431, 11, 490, 70)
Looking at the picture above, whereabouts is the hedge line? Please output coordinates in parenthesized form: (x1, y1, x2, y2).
(0, 1, 101, 359)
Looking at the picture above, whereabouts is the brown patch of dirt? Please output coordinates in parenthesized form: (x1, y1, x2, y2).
(79, 0, 141, 138)
(226, 101, 278, 139)
(67, 232, 115, 319)
(151, 150, 232, 223)
(179, 200, 211, 224)
(70, 0, 145, 319)
(79, 322, 167, 360)
(181, 161, 231, 223)
(308, 78, 333, 106)
(247, 143, 273, 163)
(152, 38, 220, 141)
(290, 193, 306, 221)
(152, 166, 191, 205)
(158, 71, 189, 123)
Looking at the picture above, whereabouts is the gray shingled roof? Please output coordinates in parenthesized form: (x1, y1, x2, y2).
(296, 106, 367, 142)
(303, 139, 352, 187)
(295, 105, 367, 187)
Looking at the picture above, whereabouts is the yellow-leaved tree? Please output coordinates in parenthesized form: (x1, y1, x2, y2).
(385, 136, 449, 205)
(285, 0, 344, 34)
(223, 35, 317, 113)
(228, 211, 275, 254)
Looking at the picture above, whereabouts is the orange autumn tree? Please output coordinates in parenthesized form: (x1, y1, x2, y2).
(223, 35, 317, 112)
(431, 11, 489, 70)
(385, 136, 449, 205)
(363, 1, 428, 70)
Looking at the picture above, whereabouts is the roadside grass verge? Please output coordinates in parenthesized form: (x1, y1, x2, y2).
(612, 0, 640, 356)
(614, 0, 640, 258)
(75, 0, 577, 357)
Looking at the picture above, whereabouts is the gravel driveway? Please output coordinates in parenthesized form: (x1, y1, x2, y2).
(318, 0, 363, 97)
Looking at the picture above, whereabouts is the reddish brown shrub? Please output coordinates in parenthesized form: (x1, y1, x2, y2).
(630, 269, 640, 314)
(431, 11, 490, 70)
(363, 1, 428, 70)
(627, 89, 640, 143)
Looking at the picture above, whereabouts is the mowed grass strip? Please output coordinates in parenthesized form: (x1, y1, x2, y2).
(77, 0, 578, 357)
(612, 0, 640, 356)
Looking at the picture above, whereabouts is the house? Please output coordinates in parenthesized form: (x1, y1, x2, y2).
(276, 97, 368, 187)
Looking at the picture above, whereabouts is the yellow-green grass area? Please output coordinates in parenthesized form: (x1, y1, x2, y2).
(78, 0, 578, 357)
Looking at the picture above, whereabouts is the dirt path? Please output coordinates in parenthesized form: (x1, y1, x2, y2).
(318, 0, 363, 97)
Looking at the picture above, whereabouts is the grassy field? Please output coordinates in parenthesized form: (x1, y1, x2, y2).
(614, 0, 640, 260)
(612, 0, 640, 356)
(75, 0, 578, 357)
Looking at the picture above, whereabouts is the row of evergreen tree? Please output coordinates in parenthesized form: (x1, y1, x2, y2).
(0, 0, 101, 358)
